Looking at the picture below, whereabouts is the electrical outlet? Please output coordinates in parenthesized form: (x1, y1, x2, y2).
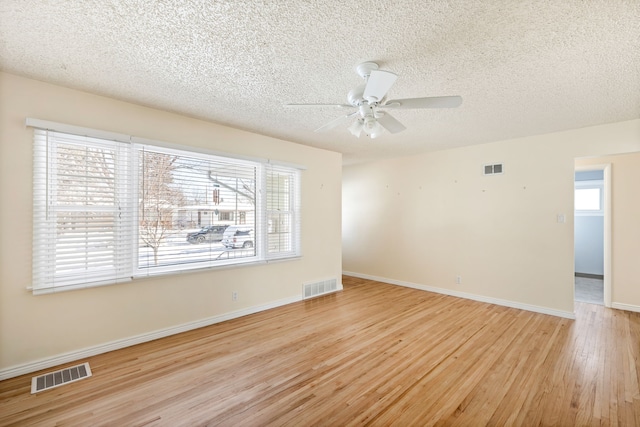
(232, 291, 238, 301)
(455, 276, 461, 284)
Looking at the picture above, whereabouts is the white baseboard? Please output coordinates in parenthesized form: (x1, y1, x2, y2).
(611, 302, 640, 313)
(343, 271, 576, 320)
(0, 295, 302, 381)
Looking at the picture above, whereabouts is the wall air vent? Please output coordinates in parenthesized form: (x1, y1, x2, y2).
(31, 362, 92, 394)
(303, 278, 338, 299)
(483, 163, 504, 175)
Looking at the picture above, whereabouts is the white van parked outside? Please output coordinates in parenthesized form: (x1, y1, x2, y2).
(222, 225, 254, 249)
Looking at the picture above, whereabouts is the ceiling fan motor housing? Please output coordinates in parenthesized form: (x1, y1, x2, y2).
(348, 84, 366, 107)
(359, 104, 374, 118)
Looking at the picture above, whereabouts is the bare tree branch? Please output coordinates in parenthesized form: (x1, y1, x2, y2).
(207, 171, 255, 204)
(140, 151, 185, 265)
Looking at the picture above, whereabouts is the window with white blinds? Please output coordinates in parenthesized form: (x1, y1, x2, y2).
(32, 127, 302, 293)
(33, 131, 134, 291)
(266, 165, 301, 260)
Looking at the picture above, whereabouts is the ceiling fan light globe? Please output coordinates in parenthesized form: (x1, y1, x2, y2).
(363, 116, 376, 130)
(363, 117, 383, 138)
(369, 125, 383, 139)
(348, 120, 363, 138)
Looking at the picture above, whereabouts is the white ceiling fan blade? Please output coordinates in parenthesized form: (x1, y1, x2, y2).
(314, 111, 357, 132)
(382, 96, 463, 109)
(285, 103, 352, 108)
(376, 113, 406, 134)
(363, 70, 398, 103)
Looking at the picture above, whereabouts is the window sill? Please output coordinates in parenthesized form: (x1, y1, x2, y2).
(29, 255, 302, 295)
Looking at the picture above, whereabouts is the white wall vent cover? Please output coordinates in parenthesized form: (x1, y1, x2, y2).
(483, 163, 504, 175)
(31, 362, 92, 394)
(303, 278, 338, 299)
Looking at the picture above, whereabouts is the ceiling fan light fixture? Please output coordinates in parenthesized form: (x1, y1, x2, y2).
(363, 116, 383, 138)
(348, 119, 363, 137)
(369, 126, 383, 139)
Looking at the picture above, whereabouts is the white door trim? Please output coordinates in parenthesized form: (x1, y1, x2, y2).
(575, 163, 611, 307)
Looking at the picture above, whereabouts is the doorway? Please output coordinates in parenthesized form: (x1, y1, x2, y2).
(574, 164, 611, 307)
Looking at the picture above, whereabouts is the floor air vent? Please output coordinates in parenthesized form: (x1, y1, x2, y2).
(31, 362, 92, 394)
(303, 278, 338, 299)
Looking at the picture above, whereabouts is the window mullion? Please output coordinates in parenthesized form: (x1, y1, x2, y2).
(115, 141, 134, 283)
(257, 163, 267, 260)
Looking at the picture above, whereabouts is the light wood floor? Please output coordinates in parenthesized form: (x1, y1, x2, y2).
(2, 275, 640, 426)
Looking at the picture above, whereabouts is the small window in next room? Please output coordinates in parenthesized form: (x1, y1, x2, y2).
(574, 170, 603, 215)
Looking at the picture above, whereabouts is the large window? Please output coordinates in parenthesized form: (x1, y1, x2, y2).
(32, 126, 301, 293)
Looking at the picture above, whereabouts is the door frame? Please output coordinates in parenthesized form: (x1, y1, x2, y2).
(574, 163, 611, 307)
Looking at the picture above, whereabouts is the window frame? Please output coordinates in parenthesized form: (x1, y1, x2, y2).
(132, 143, 263, 277)
(29, 119, 303, 294)
(265, 165, 301, 260)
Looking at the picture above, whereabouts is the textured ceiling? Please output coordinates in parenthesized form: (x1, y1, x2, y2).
(1, 1, 639, 164)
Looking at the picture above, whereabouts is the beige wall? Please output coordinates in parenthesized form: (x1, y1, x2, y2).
(0, 72, 342, 373)
(343, 120, 640, 315)
(576, 152, 640, 308)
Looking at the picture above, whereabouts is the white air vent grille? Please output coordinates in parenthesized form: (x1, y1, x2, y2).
(31, 362, 92, 394)
(483, 163, 504, 175)
(303, 278, 338, 299)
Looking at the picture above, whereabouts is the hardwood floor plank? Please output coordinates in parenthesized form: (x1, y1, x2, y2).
(2, 275, 640, 426)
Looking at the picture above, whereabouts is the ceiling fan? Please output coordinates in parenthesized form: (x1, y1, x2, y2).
(286, 62, 463, 139)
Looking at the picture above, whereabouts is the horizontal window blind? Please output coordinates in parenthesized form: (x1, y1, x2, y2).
(33, 130, 134, 291)
(265, 164, 301, 260)
(31, 123, 302, 293)
(136, 146, 259, 276)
